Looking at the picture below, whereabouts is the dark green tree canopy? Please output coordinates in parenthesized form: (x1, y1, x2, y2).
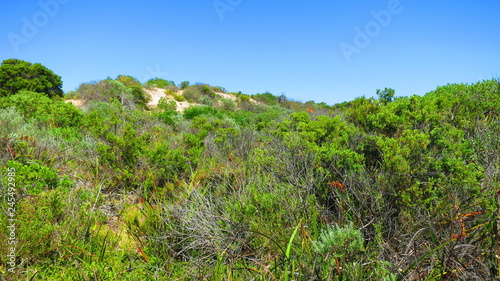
(376, 87, 395, 105)
(0, 59, 63, 98)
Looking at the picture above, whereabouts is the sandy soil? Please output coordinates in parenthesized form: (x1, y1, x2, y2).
(144, 88, 196, 112)
(216, 92, 238, 101)
(66, 99, 86, 107)
(145, 87, 166, 107)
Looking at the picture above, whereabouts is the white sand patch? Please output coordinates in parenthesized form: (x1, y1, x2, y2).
(145, 88, 200, 112)
(66, 99, 86, 107)
(216, 92, 237, 101)
(145, 87, 167, 107)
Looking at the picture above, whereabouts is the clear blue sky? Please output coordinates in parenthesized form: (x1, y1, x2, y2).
(1, 0, 499, 104)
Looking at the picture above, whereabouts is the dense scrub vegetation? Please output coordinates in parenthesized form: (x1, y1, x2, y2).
(1, 59, 500, 280)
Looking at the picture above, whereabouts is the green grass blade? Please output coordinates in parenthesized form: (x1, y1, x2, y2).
(286, 220, 301, 259)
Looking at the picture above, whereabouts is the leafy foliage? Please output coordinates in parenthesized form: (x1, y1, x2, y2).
(0, 90, 82, 127)
(376, 87, 395, 104)
(74, 78, 150, 108)
(180, 80, 190, 89)
(252, 91, 279, 105)
(1, 64, 499, 280)
(0, 59, 63, 98)
(144, 77, 175, 88)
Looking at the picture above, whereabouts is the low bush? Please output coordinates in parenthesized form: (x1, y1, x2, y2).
(0, 90, 83, 128)
(144, 78, 175, 89)
(157, 97, 177, 111)
(183, 105, 221, 120)
(182, 86, 203, 103)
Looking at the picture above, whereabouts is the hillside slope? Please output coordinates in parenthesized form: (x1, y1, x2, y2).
(67, 83, 262, 112)
(2, 75, 500, 280)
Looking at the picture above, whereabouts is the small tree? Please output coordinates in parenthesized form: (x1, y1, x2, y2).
(117, 75, 142, 88)
(376, 88, 395, 105)
(180, 81, 190, 90)
(0, 59, 63, 98)
(157, 97, 177, 111)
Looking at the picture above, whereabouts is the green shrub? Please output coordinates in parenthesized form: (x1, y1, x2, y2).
(217, 98, 236, 111)
(201, 85, 216, 97)
(129, 86, 150, 108)
(238, 94, 250, 103)
(173, 93, 185, 102)
(183, 106, 220, 120)
(199, 95, 214, 106)
(0, 107, 30, 137)
(182, 86, 203, 103)
(148, 142, 192, 184)
(252, 92, 278, 105)
(212, 86, 226, 93)
(158, 109, 179, 125)
(5, 160, 62, 194)
(74, 79, 149, 108)
(0, 59, 63, 98)
(116, 75, 142, 88)
(164, 89, 175, 96)
(314, 222, 364, 257)
(157, 97, 177, 111)
(180, 81, 190, 89)
(144, 78, 175, 88)
(0, 91, 83, 127)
